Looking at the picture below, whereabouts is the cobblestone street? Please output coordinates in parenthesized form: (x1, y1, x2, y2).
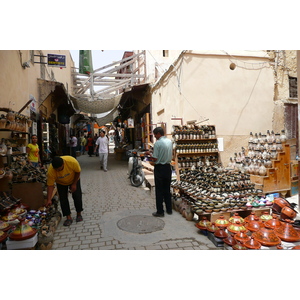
(52, 153, 219, 250)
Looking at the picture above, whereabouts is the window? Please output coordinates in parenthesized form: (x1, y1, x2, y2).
(289, 76, 297, 98)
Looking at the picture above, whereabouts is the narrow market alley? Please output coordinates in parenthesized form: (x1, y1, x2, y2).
(52, 153, 219, 250)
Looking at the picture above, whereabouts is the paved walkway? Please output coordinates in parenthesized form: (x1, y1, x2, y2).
(52, 152, 218, 250)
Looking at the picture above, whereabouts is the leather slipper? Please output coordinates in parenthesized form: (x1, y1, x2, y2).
(63, 219, 73, 226)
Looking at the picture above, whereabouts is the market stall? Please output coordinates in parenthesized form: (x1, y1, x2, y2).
(0, 109, 60, 250)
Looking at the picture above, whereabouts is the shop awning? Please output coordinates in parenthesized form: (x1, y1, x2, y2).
(94, 108, 119, 126)
(71, 94, 122, 114)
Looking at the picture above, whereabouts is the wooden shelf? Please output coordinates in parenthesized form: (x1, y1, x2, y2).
(250, 144, 291, 196)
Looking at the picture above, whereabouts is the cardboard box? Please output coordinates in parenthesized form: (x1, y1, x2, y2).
(6, 233, 38, 250)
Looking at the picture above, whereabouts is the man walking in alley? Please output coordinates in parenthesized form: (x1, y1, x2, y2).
(95, 130, 109, 171)
(46, 156, 83, 226)
(147, 127, 173, 217)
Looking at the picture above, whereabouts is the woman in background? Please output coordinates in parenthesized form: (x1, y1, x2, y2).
(26, 134, 41, 167)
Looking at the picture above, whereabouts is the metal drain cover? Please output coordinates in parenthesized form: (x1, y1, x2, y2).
(117, 215, 165, 233)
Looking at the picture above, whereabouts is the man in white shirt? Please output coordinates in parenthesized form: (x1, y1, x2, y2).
(70, 134, 78, 159)
(95, 130, 109, 171)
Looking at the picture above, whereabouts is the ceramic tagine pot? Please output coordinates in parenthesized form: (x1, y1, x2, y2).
(274, 219, 300, 243)
(214, 215, 229, 228)
(260, 211, 273, 223)
(243, 237, 261, 250)
(206, 222, 218, 233)
(195, 217, 211, 230)
(232, 240, 248, 250)
(245, 216, 263, 233)
(214, 226, 228, 239)
(223, 234, 237, 247)
(280, 206, 297, 221)
(244, 212, 256, 223)
(229, 213, 245, 224)
(273, 197, 291, 214)
(265, 214, 282, 229)
(252, 222, 281, 247)
(0, 221, 11, 232)
(234, 231, 251, 244)
(227, 221, 248, 235)
(9, 219, 37, 241)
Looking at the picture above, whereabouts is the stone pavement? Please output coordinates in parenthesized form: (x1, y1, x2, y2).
(52, 152, 219, 250)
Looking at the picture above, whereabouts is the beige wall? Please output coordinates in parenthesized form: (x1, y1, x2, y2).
(0, 50, 75, 116)
(150, 51, 275, 165)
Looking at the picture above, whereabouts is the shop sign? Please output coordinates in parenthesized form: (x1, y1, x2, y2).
(127, 117, 134, 128)
(29, 95, 37, 113)
(47, 54, 66, 68)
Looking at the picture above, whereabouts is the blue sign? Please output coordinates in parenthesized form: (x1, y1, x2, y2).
(47, 54, 66, 67)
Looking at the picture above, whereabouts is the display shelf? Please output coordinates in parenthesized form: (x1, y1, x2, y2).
(250, 144, 291, 197)
(173, 124, 219, 180)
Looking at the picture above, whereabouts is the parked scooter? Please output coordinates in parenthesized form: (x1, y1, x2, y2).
(127, 148, 146, 187)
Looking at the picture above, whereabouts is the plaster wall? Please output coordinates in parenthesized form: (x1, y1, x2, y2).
(150, 52, 275, 165)
(0, 50, 74, 116)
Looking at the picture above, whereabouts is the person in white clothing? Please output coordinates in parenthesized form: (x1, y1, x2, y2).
(94, 130, 109, 171)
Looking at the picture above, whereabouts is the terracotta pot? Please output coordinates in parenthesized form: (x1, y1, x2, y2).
(227, 221, 248, 235)
(9, 220, 37, 241)
(273, 197, 291, 213)
(214, 215, 229, 227)
(280, 206, 297, 220)
(244, 237, 261, 250)
(214, 226, 228, 239)
(229, 213, 245, 224)
(275, 219, 300, 243)
(252, 223, 281, 247)
(245, 216, 263, 233)
(234, 231, 251, 244)
(195, 217, 211, 230)
(244, 212, 256, 223)
(292, 245, 300, 250)
(223, 235, 237, 247)
(265, 214, 282, 229)
(232, 241, 248, 250)
(207, 222, 218, 233)
(260, 211, 273, 222)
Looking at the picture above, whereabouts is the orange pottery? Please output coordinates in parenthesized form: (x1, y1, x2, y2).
(252, 223, 281, 247)
(275, 219, 300, 243)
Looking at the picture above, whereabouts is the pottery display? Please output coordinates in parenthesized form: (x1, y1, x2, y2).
(214, 226, 228, 239)
(265, 214, 282, 229)
(223, 235, 237, 247)
(234, 231, 250, 244)
(244, 237, 262, 250)
(0, 221, 11, 231)
(9, 220, 37, 241)
(244, 212, 256, 223)
(245, 216, 263, 232)
(207, 222, 218, 233)
(195, 217, 211, 230)
(275, 219, 300, 243)
(280, 206, 297, 220)
(229, 213, 245, 224)
(232, 241, 248, 250)
(214, 215, 230, 227)
(227, 221, 248, 235)
(252, 223, 281, 246)
(260, 211, 273, 222)
(273, 197, 291, 214)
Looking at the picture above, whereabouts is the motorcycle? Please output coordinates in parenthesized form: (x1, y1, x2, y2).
(127, 148, 146, 187)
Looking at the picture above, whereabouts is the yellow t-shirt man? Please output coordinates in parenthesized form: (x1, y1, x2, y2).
(47, 156, 81, 186)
